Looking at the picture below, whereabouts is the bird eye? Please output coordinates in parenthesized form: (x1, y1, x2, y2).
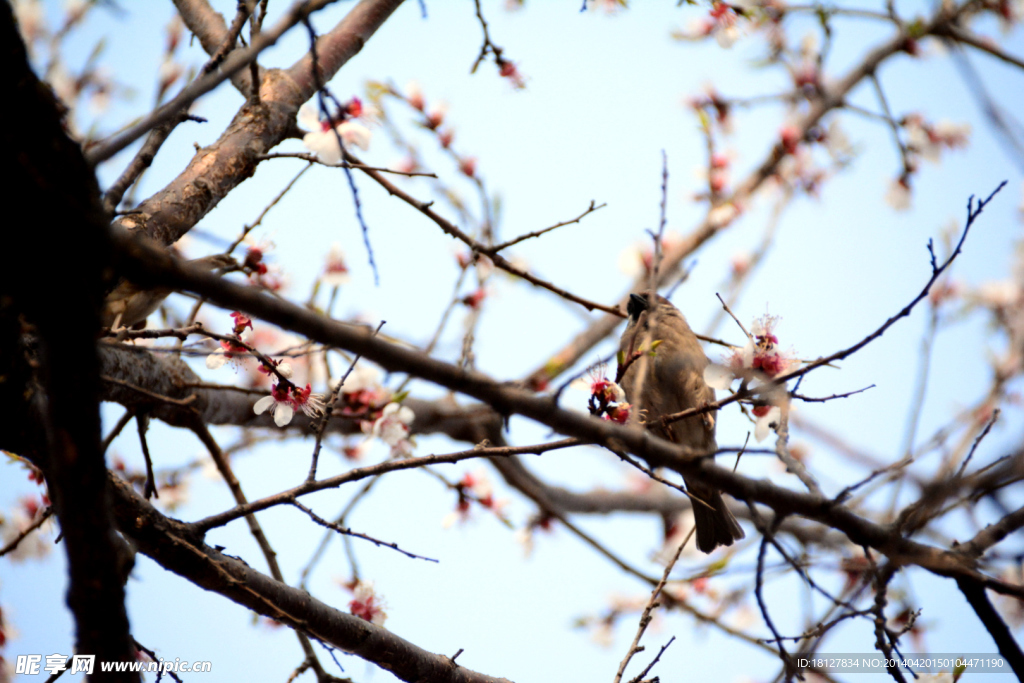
(627, 293, 649, 321)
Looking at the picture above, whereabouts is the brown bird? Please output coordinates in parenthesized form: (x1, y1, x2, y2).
(618, 292, 744, 553)
(102, 253, 238, 330)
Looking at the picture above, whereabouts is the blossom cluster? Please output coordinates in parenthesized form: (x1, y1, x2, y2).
(580, 367, 632, 424)
(298, 97, 374, 164)
(442, 469, 508, 527)
(1, 457, 52, 562)
(704, 314, 796, 441)
(253, 381, 325, 428)
(346, 580, 387, 627)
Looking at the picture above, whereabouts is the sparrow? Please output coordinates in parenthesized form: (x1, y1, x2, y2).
(618, 292, 744, 553)
(102, 253, 238, 330)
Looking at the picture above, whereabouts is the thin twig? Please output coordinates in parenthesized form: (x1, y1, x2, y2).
(716, 293, 753, 341)
(259, 152, 437, 176)
(487, 200, 606, 253)
(614, 529, 690, 683)
(193, 439, 579, 532)
(343, 149, 624, 316)
(662, 182, 1008, 427)
(308, 321, 385, 482)
(289, 500, 438, 562)
(0, 507, 53, 558)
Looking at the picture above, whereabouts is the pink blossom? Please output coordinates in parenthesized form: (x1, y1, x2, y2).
(704, 314, 795, 389)
(458, 156, 477, 178)
(425, 103, 447, 130)
(298, 103, 372, 164)
(708, 2, 741, 47)
(753, 404, 782, 441)
(462, 287, 487, 309)
(499, 60, 526, 89)
(885, 176, 912, 211)
(254, 382, 325, 427)
(780, 125, 802, 155)
(256, 357, 293, 379)
(603, 402, 632, 424)
(590, 376, 626, 405)
(348, 580, 387, 626)
(230, 311, 253, 335)
(205, 328, 253, 370)
(322, 243, 350, 286)
(904, 114, 970, 164)
(731, 251, 753, 276)
(746, 315, 794, 377)
(405, 81, 425, 111)
(372, 403, 415, 448)
(580, 368, 630, 422)
(1, 496, 53, 561)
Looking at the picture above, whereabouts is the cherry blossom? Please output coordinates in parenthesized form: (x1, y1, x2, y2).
(704, 315, 794, 441)
(392, 156, 418, 174)
(371, 402, 415, 451)
(253, 382, 325, 427)
(455, 250, 495, 277)
(709, 152, 730, 193)
(590, 376, 625, 405)
(298, 102, 372, 165)
(677, 2, 744, 48)
(348, 580, 387, 626)
(1, 495, 53, 561)
(443, 469, 508, 526)
(779, 124, 802, 156)
(404, 81, 425, 111)
(514, 514, 554, 557)
(823, 120, 854, 161)
(244, 242, 269, 276)
(885, 176, 912, 211)
(425, 102, 448, 130)
(458, 156, 477, 178)
(708, 2, 742, 48)
(205, 325, 254, 370)
(752, 404, 782, 442)
(462, 287, 487, 309)
(256, 357, 293, 380)
(322, 243, 350, 286)
(745, 315, 794, 377)
(339, 364, 383, 394)
(903, 114, 970, 164)
(342, 440, 370, 461)
(730, 250, 753, 276)
(575, 366, 631, 423)
(498, 60, 526, 89)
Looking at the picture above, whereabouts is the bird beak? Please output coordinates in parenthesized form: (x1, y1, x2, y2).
(627, 293, 649, 321)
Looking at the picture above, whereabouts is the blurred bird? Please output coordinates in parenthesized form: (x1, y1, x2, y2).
(102, 253, 237, 330)
(618, 292, 744, 553)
